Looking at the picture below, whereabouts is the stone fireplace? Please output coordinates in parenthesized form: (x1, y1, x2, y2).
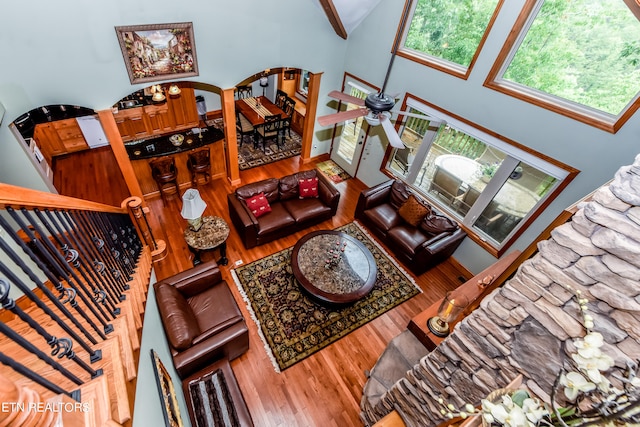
(360, 154, 640, 426)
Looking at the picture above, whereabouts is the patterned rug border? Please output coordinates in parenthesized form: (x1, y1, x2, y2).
(231, 221, 421, 373)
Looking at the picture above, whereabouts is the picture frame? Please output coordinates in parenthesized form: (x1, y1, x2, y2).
(150, 349, 184, 427)
(115, 22, 198, 84)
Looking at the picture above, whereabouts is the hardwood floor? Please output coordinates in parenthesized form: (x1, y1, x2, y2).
(56, 150, 468, 426)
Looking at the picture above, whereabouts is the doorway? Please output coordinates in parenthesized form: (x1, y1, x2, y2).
(329, 77, 377, 177)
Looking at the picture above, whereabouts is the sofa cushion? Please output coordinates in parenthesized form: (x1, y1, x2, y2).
(388, 225, 429, 257)
(363, 203, 403, 233)
(278, 174, 299, 200)
(398, 194, 431, 226)
(420, 211, 458, 234)
(188, 282, 244, 338)
(255, 203, 296, 235)
(282, 198, 331, 223)
(236, 178, 280, 203)
(298, 177, 319, 199)
(245, 192, 271, 218)
(390, 180, 410, 210)
(155, 284, 201, 351)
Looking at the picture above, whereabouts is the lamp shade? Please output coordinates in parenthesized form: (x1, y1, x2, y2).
(259, 76, 269, 87)
(181, 189, 207, 220)
(168, 84, 181, 96)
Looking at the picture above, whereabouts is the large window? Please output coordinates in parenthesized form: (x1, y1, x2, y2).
(399, 0, 503, 78)
(486, 0, 640, 132)
(386, 95, 578, 256)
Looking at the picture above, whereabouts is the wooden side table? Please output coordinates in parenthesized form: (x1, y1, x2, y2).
(184, 216, 230, 266)
(408, 250, 521, 350)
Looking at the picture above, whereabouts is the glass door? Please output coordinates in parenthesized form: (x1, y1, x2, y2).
(330, 79, 376, 177)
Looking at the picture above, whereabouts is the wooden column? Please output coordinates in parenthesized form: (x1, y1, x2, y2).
(300, 71, 323, 164)
(97, 110, 145, 200)
(221, 88, 241, 186)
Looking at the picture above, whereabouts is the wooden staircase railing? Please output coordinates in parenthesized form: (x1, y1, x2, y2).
(0, 183, 159, 426)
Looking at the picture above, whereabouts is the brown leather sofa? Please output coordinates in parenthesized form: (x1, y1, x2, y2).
(154, 261, 249, 379)
(355, 179, 466, 275)
(227, 169, 341, 249)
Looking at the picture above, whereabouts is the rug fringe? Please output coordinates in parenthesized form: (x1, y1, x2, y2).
(351, 220, 422, 294)
(230, 269, 282, 373)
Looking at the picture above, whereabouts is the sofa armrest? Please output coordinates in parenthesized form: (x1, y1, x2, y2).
(164, 261, 223, 298)
(355, 180, 394, 218)
(420, 227, 467, 255)
(227, 193, 260, 248)
(316, 171, 340, 211)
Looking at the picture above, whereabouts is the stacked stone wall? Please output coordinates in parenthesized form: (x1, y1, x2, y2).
(361, 155, 640, 426)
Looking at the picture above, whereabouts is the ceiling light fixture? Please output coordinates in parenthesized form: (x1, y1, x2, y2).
(168, 84, 181, 96)
(151, 85, 166, 102)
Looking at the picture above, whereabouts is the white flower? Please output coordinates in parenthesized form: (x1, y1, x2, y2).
(521, 398, 548, 424)
(572, 352, 615, 384)
(574, 332, 604, 358)
(560, 371, 596, 401)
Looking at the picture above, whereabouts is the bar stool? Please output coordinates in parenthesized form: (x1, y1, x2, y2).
(187, 148, 211, 187)
(150, 156, 180, 205)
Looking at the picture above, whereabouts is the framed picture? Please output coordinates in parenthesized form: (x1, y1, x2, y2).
(150, 349, 184, 427)
(115, 22, 198, 84)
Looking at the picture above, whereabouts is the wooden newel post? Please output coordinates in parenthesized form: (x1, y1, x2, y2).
(121, 196, 167, 262)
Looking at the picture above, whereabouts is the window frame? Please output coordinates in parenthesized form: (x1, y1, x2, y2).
(484, 0, 640, 134)
(396, 0, 506, 80)
(383, 93, 579, 257)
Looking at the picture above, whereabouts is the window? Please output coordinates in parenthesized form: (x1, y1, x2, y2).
(385, 95, 578, 256)
(485, 0, 640, 132)
(297, 70, 310, 98)
(399, 0, 503, 78)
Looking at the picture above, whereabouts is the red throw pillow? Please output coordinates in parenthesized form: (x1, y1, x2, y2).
(298, 177, 319, 199)
(245, 192, 272, 218)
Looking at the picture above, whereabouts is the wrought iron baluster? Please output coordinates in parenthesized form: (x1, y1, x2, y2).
(0, 351, 81, 402)
(0, 216, 100, 352)
(0, 279, 103, 371)
(5, 208, 111, 338)
(91, 211, 134, 281)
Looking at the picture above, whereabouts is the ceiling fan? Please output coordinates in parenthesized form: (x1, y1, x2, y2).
(317, 0, 440, 149)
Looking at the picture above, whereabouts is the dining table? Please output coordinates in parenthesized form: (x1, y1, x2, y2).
(235, 96, 287, 127)
(434, 154, 540, 219)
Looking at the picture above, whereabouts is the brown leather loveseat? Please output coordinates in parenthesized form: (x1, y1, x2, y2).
(355, 179, 466, 275)
(227, 169, 341, 249)
(154, 261, 249, 379)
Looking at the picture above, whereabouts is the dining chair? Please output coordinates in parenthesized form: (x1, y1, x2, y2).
(236, 111, 254, 145)
(187, 148, 211, 187)
(150, 156, 180, 206)
(254, 115, 281, 152)
(235, 85, 253, 100)
(394, 146, 412, 174)
(454, 186, 480, 215)
(283, 97, 296, 117)
(428, 165, 463, 206)
(275, 90, 287, 109)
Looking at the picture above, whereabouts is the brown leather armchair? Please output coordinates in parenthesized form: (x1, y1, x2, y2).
(154, 261, 249, 379)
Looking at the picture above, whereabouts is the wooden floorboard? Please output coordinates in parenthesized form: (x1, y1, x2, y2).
(55, 150, 468, 426)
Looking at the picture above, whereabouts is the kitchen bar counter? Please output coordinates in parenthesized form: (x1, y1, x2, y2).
(124, 125, 224, 160)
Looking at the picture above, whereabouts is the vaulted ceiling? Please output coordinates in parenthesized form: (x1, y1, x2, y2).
(312, 0, 382, 39)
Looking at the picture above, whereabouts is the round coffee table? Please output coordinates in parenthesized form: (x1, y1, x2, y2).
(184, 216, 230, 266)
(291, 230, 377, 305)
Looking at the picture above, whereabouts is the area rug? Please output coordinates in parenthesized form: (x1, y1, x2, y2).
(316, 159, 352, 183)
(187, 369, 240, 427)
(231, 222, 421, 372)
(208, 118, 301, 170)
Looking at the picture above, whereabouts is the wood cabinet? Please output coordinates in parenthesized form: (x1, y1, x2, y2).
(113, 87, 199, 142)
(33, 118, 89, 164)
(292, 105, 306, 135)
(143, 104, 172, 135)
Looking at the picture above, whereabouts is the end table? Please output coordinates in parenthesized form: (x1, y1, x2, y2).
(184, 216, 230, 266)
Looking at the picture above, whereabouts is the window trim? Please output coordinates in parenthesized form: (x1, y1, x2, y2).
(483, 0, 640, 134)
(383, 93, 580, 257)
(396, 0, 506, 80)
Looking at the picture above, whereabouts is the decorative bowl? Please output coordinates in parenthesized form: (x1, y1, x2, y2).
(170, 134, 184, 146)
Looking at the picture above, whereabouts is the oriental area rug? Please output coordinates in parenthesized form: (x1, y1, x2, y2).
(231, 222, 421, 372)
(207, 118, 301, 170)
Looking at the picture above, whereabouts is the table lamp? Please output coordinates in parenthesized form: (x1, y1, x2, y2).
(427, 291, 468, 337)
(181, 189, 207, 231)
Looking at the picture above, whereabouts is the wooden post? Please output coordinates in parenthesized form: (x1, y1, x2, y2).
(221, 88, 241, 186)
(300, 71, 323, 163)
(121, 196, 167, 262)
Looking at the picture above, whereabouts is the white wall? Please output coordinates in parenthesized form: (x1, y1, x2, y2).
(341, 0, 640, 272)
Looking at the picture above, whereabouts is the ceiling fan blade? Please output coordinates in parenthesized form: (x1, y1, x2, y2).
(379, 114, 405, 149)
(390, 110, 444, 122)
(327, 90, 366, 107)
(317, 108, 368, 127)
